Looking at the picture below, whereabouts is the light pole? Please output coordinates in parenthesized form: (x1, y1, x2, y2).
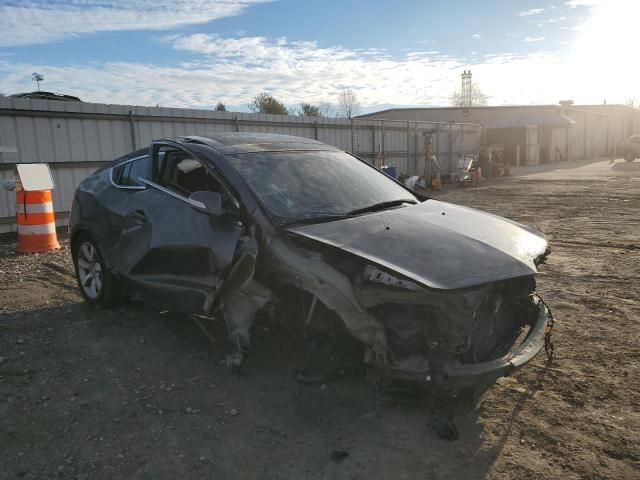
(32, 72, 44, 92)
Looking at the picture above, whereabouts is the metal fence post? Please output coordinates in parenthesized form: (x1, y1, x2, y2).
(381, 120, 385, 164)
(128, 109, 136, 150)
(351, 118, 355, 154)
(426, 128, 432, 181)
(448, 123, 453, 174)
(371, 122, 376, 165)
(414, 122, 419, 175)
(406, 121, 411, 174)
(435, 123, 440, 164)
(234, 115, 240, 132)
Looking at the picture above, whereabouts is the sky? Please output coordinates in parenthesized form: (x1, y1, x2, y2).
(0, 0, 637, 113)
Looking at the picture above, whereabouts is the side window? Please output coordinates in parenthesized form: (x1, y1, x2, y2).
(126, 157, 149, 186)
(156, 147, 223, 196)
(112, 156, 149, 188)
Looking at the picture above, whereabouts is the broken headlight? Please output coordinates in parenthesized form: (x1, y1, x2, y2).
(363, 265, 419, 291)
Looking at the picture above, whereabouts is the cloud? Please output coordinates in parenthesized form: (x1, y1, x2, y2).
(537, 17, 567, 25)
(471, 33, 482, 39)
(3, 0, 638, 112)
(0, 0, 270, 47)
(157, 34, 467, 106)
(0, 33, 581, 109)
(1, 0, 634, 110)
(519, 8, 545, 16)
(565, 0, 601, 7)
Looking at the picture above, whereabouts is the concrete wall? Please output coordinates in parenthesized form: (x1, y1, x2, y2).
(0, 98, 481, 233)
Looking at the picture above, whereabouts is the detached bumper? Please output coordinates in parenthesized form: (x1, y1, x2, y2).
(385, 300, 551, 390)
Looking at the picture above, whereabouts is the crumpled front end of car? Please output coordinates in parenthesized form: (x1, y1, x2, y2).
(267, 199, 553, 394)
(355, 265, 550, 392)
(251, 232, 551, 395)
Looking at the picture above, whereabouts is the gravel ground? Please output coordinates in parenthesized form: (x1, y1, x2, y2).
(0, 158, 638, 479)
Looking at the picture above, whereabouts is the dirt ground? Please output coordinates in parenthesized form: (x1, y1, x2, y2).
(1, 158, 638, 479)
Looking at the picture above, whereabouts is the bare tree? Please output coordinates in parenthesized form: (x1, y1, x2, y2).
(449, 83, 488, 107)
(215, 101, 227, 111)
(624, 96, 636, 108)
(248, 92, 288, 115)
(338, 88, 360, 118)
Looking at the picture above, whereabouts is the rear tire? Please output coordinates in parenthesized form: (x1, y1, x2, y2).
(624, 151, 635, 162)
(73, 233, 125, 306)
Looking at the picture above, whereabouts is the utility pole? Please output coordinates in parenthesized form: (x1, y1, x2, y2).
(32, 72, 44, 92)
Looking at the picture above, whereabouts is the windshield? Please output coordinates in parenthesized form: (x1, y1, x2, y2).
(227, 150, 417, 225)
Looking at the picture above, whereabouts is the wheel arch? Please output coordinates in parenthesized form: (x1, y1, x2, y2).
(70, 225, 91, 255)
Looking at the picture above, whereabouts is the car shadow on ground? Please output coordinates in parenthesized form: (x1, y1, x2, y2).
(0, 300, 550, 478)
(480, 358, 554, 454)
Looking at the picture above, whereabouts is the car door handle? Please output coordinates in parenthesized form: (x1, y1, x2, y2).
(127, 209, 148, 222)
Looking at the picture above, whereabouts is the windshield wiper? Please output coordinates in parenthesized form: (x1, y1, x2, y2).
(346, 199, 417, 216)
(282, 200, 418, 227)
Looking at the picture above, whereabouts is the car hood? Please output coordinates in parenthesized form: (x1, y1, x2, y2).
(286, 200, 548, 290)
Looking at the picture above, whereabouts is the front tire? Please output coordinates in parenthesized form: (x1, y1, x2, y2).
(73, 234, 125, 306)
(624, 151, 636, 162)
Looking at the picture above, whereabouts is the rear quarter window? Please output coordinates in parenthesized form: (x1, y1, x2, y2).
(111, 156, 149, 188)
(93, 148, 149, 175)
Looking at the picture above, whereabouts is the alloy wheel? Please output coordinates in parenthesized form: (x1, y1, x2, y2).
(77, 241, 102, 299)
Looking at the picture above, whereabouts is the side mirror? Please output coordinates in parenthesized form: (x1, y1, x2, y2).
(189, 191, 223, 216)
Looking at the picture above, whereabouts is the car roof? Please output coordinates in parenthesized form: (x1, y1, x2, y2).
(177, 132, 339, 155)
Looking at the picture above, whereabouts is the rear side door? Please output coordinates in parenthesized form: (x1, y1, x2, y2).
(114, 141, 244, 312)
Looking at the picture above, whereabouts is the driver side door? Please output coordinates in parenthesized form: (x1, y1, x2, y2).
(115, 141, 244, 312)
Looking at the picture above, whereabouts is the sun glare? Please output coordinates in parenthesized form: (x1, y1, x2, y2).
(568, 0, 640, 102)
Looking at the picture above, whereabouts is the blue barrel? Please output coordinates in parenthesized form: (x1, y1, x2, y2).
(382, 166, 398, 179)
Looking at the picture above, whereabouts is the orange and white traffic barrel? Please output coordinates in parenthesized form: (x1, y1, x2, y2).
(15, 188, 60, 253)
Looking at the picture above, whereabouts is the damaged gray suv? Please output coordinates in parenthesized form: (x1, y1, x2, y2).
(69, 133, 552, 395)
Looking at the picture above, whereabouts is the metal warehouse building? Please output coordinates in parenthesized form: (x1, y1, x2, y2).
(358, 104, 640, 166)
